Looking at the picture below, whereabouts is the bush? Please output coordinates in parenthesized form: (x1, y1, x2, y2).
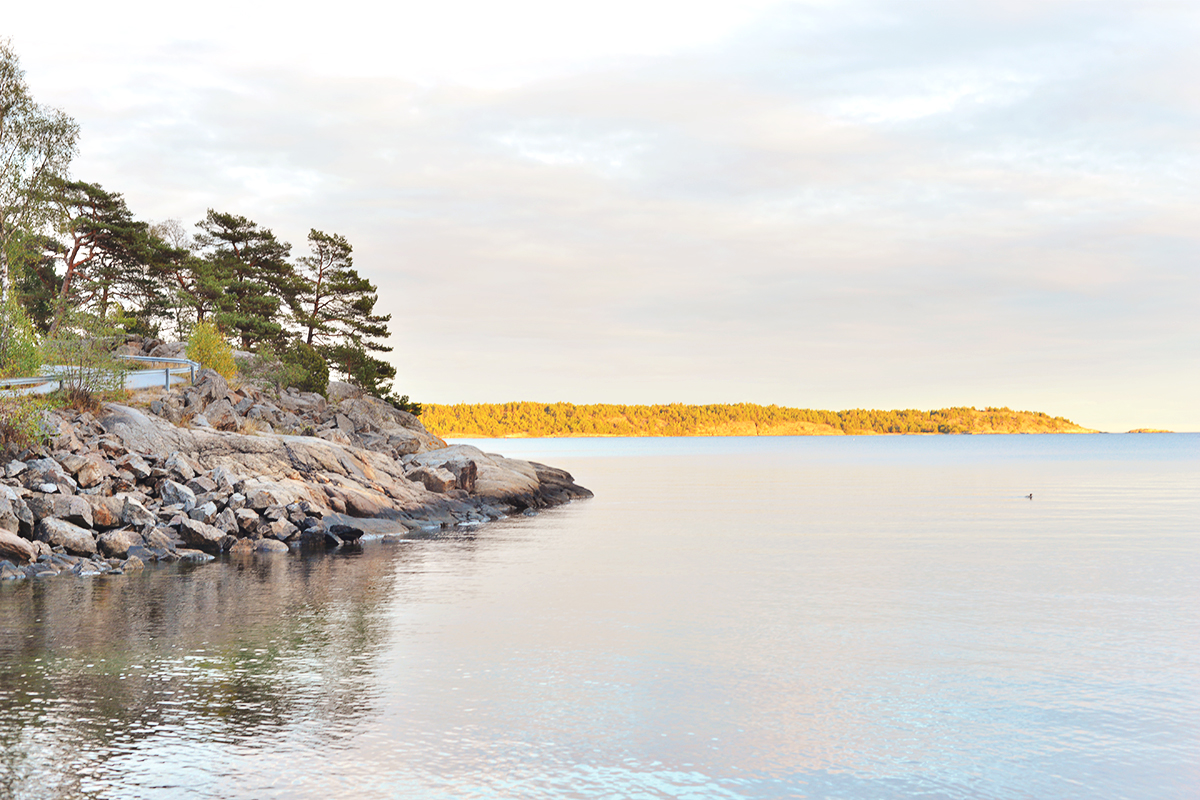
(186, 321, 237, 381)
(0, 394, 51, 454)
(0, 299, 42, 378)
(282, 341, 329, 396)
(41, 311, 128, 412)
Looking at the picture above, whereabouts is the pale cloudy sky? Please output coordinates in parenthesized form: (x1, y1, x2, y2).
(6, 0, 1199, 431)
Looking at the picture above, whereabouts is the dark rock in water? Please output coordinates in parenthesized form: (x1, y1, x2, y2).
(126, 544, 155, 562)
(328, 524, 365, 542)
(253, 538, 289, 553)
(175, 548, 215, 563)
(0, 560, 24, 580)
(34, 519, 97, 557)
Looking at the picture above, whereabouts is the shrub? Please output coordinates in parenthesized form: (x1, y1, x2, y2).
(0, 299, 42, 378)
(42, 313, 129, 412)
(282, 341, 329, 396)
(0, 394, 52, 454)
(186, 321, 237, 381)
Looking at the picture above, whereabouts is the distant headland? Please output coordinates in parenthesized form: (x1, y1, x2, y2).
(422, 403, 1098, 438)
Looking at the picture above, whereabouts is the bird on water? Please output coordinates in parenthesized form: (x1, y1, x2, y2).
(1027, 493, 1033, 499)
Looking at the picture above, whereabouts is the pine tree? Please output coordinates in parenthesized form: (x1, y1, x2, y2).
(194, 210, 297, 350)
(292, 229, 395, 389)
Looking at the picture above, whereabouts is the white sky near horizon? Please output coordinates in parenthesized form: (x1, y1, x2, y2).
(5, 0, 1199, 432)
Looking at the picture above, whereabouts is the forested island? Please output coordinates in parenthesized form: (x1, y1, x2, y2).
(422, 402, 1095, 438)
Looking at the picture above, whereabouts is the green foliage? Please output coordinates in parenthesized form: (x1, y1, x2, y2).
(294, 229, 392, 367)
(194, 210, 297, 350)
(42, 310, 128, 411)
(0, 38, 79, 306)
(235, 342, 302, 393)
(419, 402, 1088, 438)
(0, 297, 41, 378)
(185, 320, 237, 381)
(328, 339, 396, 398)
(0, 393, 51, 453)
(281, 340, 329, 396)
(385, 394, 423, 416)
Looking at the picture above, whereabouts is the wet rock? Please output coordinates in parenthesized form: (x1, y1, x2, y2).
(124, 555, 145, 571)
(160, 480, 197, 512)
(254, 538, 290, 553)
(328, 524, 364, 542)
(177, 517, 226, 555)
(34, 519, 97, 557)
(176, 548, 215, 563)
(259, 519, 299, 541)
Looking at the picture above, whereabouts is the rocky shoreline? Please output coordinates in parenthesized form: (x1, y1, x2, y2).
(0, 369, 592, 580)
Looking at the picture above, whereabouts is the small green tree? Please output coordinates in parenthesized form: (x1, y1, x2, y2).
(42, 310, 127, 410)
(282, 340, 329, 395)
(0, 296, 41, 377)
(186, 320, 237, 381)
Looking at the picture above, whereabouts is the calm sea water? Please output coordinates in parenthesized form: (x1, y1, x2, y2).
(0, 434, 1197, 799)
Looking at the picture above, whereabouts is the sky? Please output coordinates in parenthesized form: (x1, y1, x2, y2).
(5, 0, 1198, 432)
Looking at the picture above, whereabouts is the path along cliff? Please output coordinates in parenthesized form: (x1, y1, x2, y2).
(0, 369, 592, 578)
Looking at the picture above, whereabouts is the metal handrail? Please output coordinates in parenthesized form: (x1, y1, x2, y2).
(0, 354, 203, 393)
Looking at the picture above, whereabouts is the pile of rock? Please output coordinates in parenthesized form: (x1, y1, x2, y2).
(146, 370, 444, 462)
(0, 366, 593, 580)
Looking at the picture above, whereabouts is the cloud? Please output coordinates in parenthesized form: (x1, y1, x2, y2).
(7, 0, 1199, 430)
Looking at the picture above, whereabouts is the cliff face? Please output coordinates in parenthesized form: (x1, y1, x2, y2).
(0, 371, 591, 576)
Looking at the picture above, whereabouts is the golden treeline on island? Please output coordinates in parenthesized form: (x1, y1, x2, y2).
(421, 403, 1094, 438)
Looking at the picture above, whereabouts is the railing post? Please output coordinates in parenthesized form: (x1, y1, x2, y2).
(164, 367, 170, 389)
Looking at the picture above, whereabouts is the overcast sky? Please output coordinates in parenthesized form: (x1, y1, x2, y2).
(6, 0, 1198, 431)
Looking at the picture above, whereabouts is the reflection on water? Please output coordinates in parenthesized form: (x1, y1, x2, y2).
(1, 434, 1198, 799)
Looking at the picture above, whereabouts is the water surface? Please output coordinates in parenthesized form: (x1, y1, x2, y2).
(1, 434, 1197, 798)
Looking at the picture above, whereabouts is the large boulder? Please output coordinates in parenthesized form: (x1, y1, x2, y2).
(0, 530, 36, 563)
(77, 457, 118, 489)
(97, 528, 142, 559)
(160, 480, 197, 511)
(120, 497, 158, 527)
(25, 494, 94, 529)
(35, 519, 97, 557)
(83, 495, 125, 529)
(177, 517, 226, 555)
(204, 398, 240, 432)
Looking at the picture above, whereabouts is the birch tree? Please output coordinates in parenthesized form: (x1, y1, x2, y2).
(0, 39, 77, 304)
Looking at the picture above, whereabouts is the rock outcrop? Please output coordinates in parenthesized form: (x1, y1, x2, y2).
(0, 368, 591, 579)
